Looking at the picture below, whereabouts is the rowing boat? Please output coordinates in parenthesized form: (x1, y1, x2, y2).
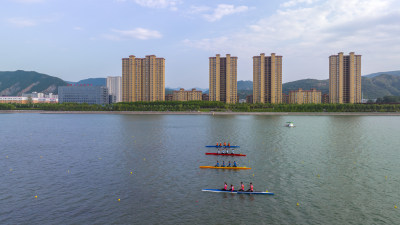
(205, 153, 246, 156)
(206, 145, 240, 148)
(199, 166, 251, 170)
(202, 189, 274, 195)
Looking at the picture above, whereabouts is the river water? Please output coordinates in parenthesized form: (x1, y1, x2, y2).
(0, 113, 399, 224)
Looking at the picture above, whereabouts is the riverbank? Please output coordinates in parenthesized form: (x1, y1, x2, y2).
(2, 110, 400, 116)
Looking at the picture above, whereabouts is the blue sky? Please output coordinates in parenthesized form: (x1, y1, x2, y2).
(1, 0, 400, 88)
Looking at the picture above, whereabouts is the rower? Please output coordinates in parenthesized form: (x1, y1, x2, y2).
(229, 184, 234, 192)
(222, 182, 227, 191)
(215, 161, 219, 167)
(231, 149, 234, 154)
(239, 182, 245, 191)
(225, 148, 228, 154)
(222, 148, 225, 154)
(228, 142, 230, 147)
(233, 161, 237, 167)
(224, 142, 226, 146)
(221, 161, 225, 167)
(217, 148, 220, 154)
(246, 182, 254, 192)
(227, 161, 231, 167)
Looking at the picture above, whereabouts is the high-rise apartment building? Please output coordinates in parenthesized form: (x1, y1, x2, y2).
(253, 53, 283, 103)
(329, 52, 361, 104)
(122, 55, 165, 102)
(288, 88, 321, 104)
(107, 76, 122, 103)
(209, 54, 237, 103)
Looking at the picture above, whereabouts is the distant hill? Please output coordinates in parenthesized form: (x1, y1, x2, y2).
(362, 74, 400, 99)
(67, 78, 106, 86)
(282, 75, 400, 99)
(283, 79, 329, 94)
(2, 70, 400, 100)
(0, 70, 67, 96)
(237, 80, 253, 90)
(363, 70, 400, 78)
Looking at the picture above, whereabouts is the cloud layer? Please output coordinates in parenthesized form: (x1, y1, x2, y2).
(105, 28, 162, 40)
(184, 0, 400, 80)
(133, 0, 180, 10)
(203, 4, 248, 22)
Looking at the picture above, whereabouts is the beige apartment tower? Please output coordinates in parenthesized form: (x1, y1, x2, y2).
(253, 53, 283, 103)
(122, 55, 165, 102)
(329, 52, 361, 104)
(209, 54, 238, 103)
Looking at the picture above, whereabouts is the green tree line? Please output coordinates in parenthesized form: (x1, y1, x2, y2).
(2, 101, 400, 112)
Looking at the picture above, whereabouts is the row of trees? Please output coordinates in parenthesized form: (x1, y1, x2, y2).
(2, 101, 400, 112)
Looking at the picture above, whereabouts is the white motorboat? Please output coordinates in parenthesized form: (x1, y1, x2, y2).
(286, 122, 295, 127)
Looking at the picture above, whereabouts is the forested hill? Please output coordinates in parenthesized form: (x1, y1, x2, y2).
(283, 79, 329, 94)
(0, 70, 67, 96)
(281, 74, 400, 99)
(67, 78, 106, 86)
(1, 70, 400, 99)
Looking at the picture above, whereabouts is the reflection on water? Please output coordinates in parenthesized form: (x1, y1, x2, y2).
(0, 114, 399, 224)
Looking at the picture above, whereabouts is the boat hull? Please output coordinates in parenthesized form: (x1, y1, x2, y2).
(205, 153, 246, 156)
(206, 145, 240, 148)
(199, 166, 251, 170)
(202, 189, 274, 195)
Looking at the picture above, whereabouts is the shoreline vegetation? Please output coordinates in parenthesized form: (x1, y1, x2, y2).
(1, 101, 400, 115)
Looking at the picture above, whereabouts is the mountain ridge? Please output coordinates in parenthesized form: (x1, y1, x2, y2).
(0, 70, 67, 96)
(1, 70, 400, 99)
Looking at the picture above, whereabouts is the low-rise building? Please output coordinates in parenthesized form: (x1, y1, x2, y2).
(246, 95, 253, 104)
(58, 85, 109, 104)
(165, 94, 173, 101)
(322, 94, 329, 104)
(172, 88, 202, 101)
(289, 88, 321, 104)
(202, 94, 209, 101)
(282, 93, 289, 104)
(0, 96, 58, 104)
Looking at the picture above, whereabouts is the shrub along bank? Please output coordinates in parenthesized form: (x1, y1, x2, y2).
(1, 101, 400, 112)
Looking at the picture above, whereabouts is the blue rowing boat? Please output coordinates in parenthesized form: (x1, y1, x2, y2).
(206, 145, 240, 148)
(202, 189, 274, 195)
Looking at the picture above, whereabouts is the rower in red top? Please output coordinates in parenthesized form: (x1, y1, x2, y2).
(246, 182, 254, 192)
(229, 184, 234, 192)
(228, 142, 230, 147)
(239, 182, 245, 191)
(222, 182, 227, 191)
(224, 142, 226, 146)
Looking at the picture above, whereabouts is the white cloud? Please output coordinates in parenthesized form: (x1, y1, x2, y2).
(7, 17, 37, 27)
(184, 0, 400, 81)
(73, 26, 83, 31)
(105, 28, 162, 40)
(189, 5, 210, 14)
(281, 0, 319, 7)
(203, 4, 248, 22)
(132, 0, 181, 10)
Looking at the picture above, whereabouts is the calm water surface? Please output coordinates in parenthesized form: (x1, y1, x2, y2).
(0, 113, 399, 224)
